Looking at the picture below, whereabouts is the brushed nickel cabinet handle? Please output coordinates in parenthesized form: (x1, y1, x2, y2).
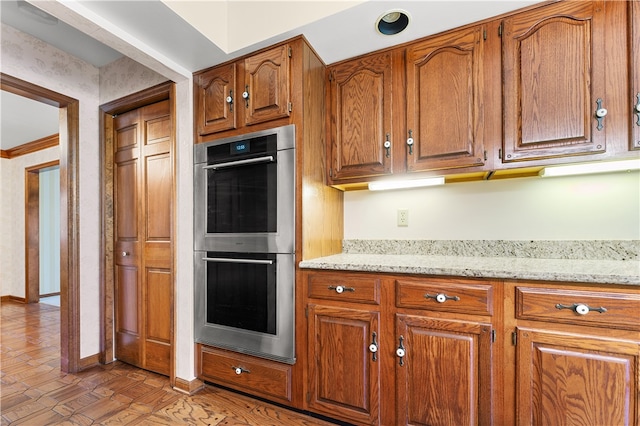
(555, 303, 607, 315)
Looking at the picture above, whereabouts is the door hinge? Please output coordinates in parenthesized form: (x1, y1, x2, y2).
(288, 46, 292, 58)
(498, 23, 503, 37)
(288, 102, 292, 113)
(483, 29, 487, 41)
(511, 331, 517, 346)
(491, 329, 496, 343)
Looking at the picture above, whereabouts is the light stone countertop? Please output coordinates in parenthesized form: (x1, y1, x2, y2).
(298, 240, 640, 286)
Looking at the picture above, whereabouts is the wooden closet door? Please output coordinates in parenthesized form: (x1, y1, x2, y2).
(114, 100, 172, 376)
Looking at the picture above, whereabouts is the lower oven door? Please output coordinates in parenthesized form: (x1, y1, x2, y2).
(194, 251, 295, 364)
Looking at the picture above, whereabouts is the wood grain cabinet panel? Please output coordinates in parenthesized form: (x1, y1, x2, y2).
(195, 63, 237, 136)
(396, 278, 493, 316)
(307, 304, 380, 425)
(198, 345, 292, 404)
(502, 1, 607, 162)
(327, 51, 395, 181)
(516, 327, 639, 426)
(396, 314, 493, 426)
(243, 44, 291, 126)
(406, 25, 487, 172)
(516, 286, 640, 330)
(308, 272, 380, 305)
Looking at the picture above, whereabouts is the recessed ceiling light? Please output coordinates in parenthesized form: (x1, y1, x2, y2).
(376, 10, 410, 36)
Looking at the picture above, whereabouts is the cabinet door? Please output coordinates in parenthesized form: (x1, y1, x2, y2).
(308, 304, 380, 425)
(396, 314, 493, 426)
(243, 44, 290, 126)
(516, 327, 639, 425)
(406, 25, 487, 172)
(632, 0, 640, 150)
(502, 1, 606, 162)
(328, 51, 394, 181)
(195, 63, 237, 136)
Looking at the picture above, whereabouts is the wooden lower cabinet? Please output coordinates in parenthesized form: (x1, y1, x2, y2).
(307, 304, 380, 425)
(506, 281, 640, 426)
(396, 314, 493, 426)
(515, 327, 639, 425)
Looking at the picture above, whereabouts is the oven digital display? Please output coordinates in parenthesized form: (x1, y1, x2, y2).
(231, 140, 250, 155)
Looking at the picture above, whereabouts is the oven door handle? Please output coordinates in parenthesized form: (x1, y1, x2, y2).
(202, 155, 274, 170)
(202, 257, 274, 265)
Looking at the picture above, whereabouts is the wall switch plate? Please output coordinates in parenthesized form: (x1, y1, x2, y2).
(397, 209, 409, 227)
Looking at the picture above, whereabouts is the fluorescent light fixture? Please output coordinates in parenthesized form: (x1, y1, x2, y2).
(368, 176, 445, 191)
(539, 158, 640, 178)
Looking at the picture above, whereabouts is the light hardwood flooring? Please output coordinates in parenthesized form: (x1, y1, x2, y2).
(0, 301, 338, 425)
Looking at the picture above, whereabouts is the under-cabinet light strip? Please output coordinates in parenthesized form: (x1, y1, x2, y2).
(368, 176, 445, 191)
(539, 158, 640, 178)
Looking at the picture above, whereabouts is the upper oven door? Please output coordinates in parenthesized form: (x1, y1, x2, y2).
(194, 126, 295, 253)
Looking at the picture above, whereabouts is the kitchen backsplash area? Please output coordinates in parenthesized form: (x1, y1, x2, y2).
(344, 171, 640, 241)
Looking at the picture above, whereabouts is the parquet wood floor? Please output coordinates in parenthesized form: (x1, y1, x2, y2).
(0, 301, 337, 425)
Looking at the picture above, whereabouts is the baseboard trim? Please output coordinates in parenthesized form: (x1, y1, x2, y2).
(78, 353, 100, 371)
(174, 377, 205, 395)
(0, 295, 26, 303)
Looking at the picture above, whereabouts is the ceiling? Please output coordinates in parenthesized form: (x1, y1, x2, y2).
(1, 0, 542, 151)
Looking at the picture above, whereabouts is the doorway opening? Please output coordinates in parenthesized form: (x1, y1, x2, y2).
(25, 161, 60, 305)
(2, 73, 81, 373)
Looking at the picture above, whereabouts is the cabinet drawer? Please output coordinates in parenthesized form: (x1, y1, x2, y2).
(516, 287, 640, 331)
(396, 279, 493, 316)
(307, 273, 380, 305)
(197, 345, 292, 403)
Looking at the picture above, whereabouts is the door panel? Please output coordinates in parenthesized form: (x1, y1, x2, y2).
(114, 99, 173, 376)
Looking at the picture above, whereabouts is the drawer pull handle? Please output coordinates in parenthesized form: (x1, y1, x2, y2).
(369, 331, 378, 362)
(232, 366, 250, 375)
(555, 303, 607, 315)
(396, 335, 406, 366)
(425, 293, 460, 303)
(328, 285, 355, 294)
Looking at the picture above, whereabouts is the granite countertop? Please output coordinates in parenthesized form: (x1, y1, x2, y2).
(299, 240, 640, 286)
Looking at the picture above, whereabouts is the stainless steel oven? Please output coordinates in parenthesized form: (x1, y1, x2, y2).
(194, 125, 295, 253)
(194, 125, 296, 364)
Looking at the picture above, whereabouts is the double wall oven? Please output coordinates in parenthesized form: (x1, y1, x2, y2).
(194, 125, 296, 364)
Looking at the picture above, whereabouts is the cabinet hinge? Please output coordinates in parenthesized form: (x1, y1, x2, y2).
(328, 71, 334, 82)
(498, 148, 502, 160)
(305, 307, 308, 318)
(498, 23, 503, 37)
(306, 392, 311, 403)
(329, 168, 333, 178)
(484, 150, 487, 161)
(288, 102, 292, 113)
(491, 329, 496, 343)
(483, 29, 487, 41)
(511, 331, 517, 346)
(288, 46, 292, 58)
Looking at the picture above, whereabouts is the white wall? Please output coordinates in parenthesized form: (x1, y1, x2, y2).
(0, 147, 60, 297)
(344, 171, 640, 240)
(39, 166, 61, 295)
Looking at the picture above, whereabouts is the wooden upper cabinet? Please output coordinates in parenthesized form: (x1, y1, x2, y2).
(327, 51, 395, 182)
(195, 63, 237, 137)
(406, 25, 487, 172)
(502, 1, 607, 162)
(193, 43, 292, 142)
(632, 0, 640, 150)
(243, 44, 291, 126)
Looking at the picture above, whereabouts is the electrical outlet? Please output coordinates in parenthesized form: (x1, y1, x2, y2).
(397, 209, 409, 227)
